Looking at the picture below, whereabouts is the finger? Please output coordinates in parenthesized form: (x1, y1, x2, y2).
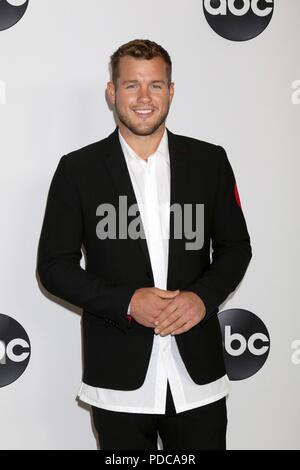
(171, 321, 193, 335)
(153, 298, 173, 316)
(157, 299, 179, 326)
(158, 316, 188, 336)
(156, 306, 195, 331)
(155, 309, 185, 333)
(154, 302, 179, 326)
(153, 288, 180, 298)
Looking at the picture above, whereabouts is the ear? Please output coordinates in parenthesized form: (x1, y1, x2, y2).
(106, 81, 116, 106)
(169, 81, 175, 103)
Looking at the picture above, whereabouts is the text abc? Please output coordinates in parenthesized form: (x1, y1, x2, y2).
(0, 339, 30, 364)
(204, 0, 273, 17)
(225, 326, 269, 356)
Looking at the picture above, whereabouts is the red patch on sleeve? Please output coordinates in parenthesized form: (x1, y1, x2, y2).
(234, 183, 242, 208)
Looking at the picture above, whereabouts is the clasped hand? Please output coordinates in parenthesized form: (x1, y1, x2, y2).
(129, 287, 206, 336)
(154, 290, 206, 336)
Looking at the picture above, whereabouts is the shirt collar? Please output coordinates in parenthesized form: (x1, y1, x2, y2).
(118, 128, 170, 166)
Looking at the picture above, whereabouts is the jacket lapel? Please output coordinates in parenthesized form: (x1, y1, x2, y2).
(104, 127, 188, 288)
(166, 129, 187, 290)
(104, 128, 152, 272)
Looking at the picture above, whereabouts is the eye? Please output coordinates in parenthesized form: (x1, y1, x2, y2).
(126, 84, 137, 89)
(152, 84, 162, 89)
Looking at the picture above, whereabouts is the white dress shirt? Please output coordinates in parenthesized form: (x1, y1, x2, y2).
(77, 129, 230, 414)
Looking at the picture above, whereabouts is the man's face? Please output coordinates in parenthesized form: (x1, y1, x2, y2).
(107, 56, 174, 136)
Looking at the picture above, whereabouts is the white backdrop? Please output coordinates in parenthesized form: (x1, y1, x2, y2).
(0, 0, 299, 449)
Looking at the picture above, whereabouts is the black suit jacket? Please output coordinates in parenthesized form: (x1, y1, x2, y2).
(37, 128, 252, 390)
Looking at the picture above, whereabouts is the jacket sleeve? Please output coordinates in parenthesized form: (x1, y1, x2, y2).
(37, 155, 136, 331)
(185, 146, 252, 321)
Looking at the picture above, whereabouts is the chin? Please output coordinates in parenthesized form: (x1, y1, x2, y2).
(133, 126, 160, 136)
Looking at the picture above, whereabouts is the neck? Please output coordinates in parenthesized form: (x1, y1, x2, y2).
(118, 123, 166, 160)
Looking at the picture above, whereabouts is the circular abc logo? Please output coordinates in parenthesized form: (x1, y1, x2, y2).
(203, 0, 274, 41)
(218, 309, 270, 380)
(0, 1, 29, 32)
(0, 314, 31, 387)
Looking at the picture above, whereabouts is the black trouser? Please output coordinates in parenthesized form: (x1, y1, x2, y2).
(91, 381, 227, 450)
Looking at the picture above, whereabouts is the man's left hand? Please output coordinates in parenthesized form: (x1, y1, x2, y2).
(154, 291, 206, 336)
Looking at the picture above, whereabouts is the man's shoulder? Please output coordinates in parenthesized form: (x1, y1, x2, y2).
(169, 129, 223, 153)
(62, 132, 114, 168)
(58, 129, 120, 175)
(168, 130, 226, 169)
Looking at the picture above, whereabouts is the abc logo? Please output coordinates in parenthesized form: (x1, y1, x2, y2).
(0, 314, 31, 387)
(218, 309, 270, 380)
(0, 1, 29, 32)
(203, 0, 274, 41)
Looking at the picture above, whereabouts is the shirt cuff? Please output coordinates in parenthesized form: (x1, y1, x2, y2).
(127, 303, 131, 316)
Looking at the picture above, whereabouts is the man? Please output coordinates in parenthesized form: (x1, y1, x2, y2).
(37, 39, 252, 450)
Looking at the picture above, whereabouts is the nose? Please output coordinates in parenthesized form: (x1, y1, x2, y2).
(137, 86, 151, 103)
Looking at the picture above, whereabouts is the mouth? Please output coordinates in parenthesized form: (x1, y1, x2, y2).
(133, 108, 155, 118)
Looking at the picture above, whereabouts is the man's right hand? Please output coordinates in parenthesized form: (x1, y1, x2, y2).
(129, 288, 180, 328)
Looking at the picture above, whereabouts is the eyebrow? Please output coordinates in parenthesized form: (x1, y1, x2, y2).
(122, 80, 166, 85)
